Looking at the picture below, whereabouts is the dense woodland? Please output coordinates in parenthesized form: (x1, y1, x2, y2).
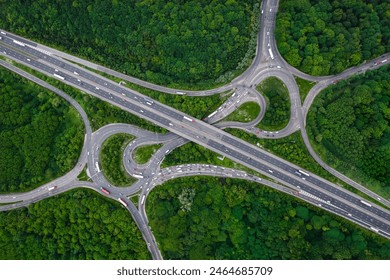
(256, 77, 290, 130)
(147, 177, 390, 259)
(308, 66, 390, 197)
(0, 68, 84, 193)
(276, 0, 390, 75)
(101, 134, 136, 186)
(0, 189, 150, 259)
(0, 0, 260, 88)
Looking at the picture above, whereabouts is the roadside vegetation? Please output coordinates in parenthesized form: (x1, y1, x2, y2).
(295, 77, 316, 102)
(0, 0, 261, 89)
(256, 77, 290, 131)
(225, 129, 375, 202)
(133, 144, 163, 165)
(276, 0, 390, 76)
(5, 60, 163, 132)
(223, 102, 260, 123)
(147, 176, 390, 259)
(162, 142, 266, 180)
(84, 68, 233, 120)
(0, 68, 84, 193)
(77, 167, 91, 182)
(307, 66, 390, 198)
(123, 82, 231, 120)
(101, 134, 136, 187)
(0, 189, 150, 259)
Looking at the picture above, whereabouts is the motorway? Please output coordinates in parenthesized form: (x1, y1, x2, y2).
(1, 0, 390, 259)
(1, 28, 390, 238)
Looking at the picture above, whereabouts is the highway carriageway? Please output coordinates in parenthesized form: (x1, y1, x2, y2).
(1, 36, 390, 237)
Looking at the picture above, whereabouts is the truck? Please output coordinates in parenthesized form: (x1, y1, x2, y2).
(298, 169, 310, 176)
(13, 40, 25, 47)
(48, 186, 57, 191)
(101, 187, 110, 195)
(360, 200, 372, 207)
(207, 111, 217, 118)
(176, 91, 186, 95)
(118, 198, 127, 207)
(370, 227, 379, 233)
(141, 195, 146, 205)
(53, 73, 65, 80)
(183, 116, 194, 122)
(95, 162, 101, 173)
(268, 48, 274, 60)
(133, 174, 144, 179)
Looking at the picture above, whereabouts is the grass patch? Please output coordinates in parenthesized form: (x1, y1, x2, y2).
(256, 77, 290, 131)
(295, 77, 316, 102)
(101, 134, 136, 187)
(133, 144, 163, 164)
(130, 195, 139, 206)
(223, 102, 260, 122)
(77, 166, 91, 182)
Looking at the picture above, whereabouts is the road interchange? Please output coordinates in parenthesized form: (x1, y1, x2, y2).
(1, 0, 390, 260)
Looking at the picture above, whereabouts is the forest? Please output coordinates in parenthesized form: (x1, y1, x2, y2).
(0, 68, 84, 193)
(0, 189, 150, 259)
(308, 66, 390, 197)
(101, 134, 136, 187)
(147, 176, 390, 259)
(276, 0, 390, 75)
(0, 0, 260, 88)
(256, 77, 290, 130)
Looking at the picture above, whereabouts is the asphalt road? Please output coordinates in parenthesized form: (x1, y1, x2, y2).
(1, 0, 390, 259)
(1, 31, 389, 240)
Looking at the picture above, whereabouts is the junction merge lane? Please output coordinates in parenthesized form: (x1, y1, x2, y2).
(1, 32, 389, 238)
